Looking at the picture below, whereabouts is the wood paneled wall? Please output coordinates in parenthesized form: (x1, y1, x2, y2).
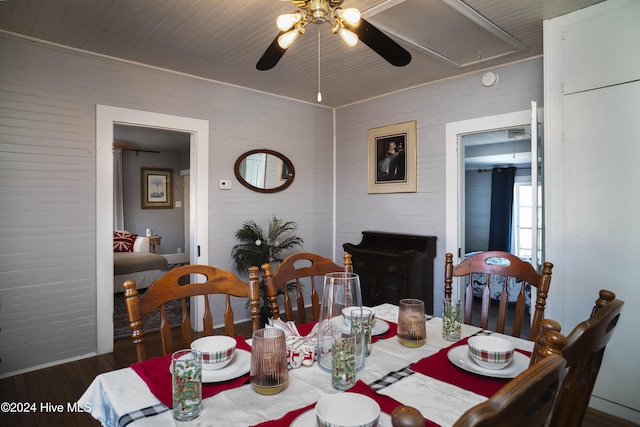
(0, 31, 544, 376)
(335, 59, 543, 315)
(0, 34, 333, 376)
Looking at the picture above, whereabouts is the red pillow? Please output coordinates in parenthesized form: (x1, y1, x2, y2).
(113, 231, 138, 252)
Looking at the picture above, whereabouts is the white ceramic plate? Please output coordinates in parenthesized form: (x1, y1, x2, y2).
(338, 316, 390, 336)
(372, 319, 390, 336)
(447, 345, 529, 379)
(290, 409, 392, 427)
(170, 349, 251, 383)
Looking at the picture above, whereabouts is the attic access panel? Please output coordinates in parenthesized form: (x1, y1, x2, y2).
(365, 0, 528, 67)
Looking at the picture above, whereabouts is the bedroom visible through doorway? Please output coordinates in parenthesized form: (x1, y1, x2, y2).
(96, 105, 210, 355)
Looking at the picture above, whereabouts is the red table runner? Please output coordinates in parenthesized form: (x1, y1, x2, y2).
(250, 380, 439, 427)
(410, 336, 531, 398)
(373, 320, 397, 342)
(130, 335, 251, 407)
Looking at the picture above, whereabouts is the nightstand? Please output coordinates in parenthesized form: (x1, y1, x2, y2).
(148, 235, 161, 254)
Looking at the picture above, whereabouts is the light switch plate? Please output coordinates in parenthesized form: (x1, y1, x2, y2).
(219, 179, 232, 190)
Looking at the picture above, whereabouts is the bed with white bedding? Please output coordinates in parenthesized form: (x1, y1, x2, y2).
(113, 232, 168, 293)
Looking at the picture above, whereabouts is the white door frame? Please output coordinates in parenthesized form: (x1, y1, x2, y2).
(95, 105, 209, 354)
(445, 109, 533, 298)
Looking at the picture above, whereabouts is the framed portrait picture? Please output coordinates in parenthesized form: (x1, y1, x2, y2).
(141, 168, 173, 209)
(368, 120, 417, 194)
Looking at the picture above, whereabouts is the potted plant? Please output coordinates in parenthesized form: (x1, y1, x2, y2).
(231, 216, 304, 323)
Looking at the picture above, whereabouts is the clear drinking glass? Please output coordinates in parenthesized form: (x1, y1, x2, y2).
(317, 272, 363, 372)
(331, 332, 357, 390)
(442, 298, 462, 341)
(172, 349, 202, 421)
(397, 298, 427, 348)
(250, 328, 289, 395)
(351, 307, 374, 356)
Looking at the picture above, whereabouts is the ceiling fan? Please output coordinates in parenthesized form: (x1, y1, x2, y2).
(256, 0, 412, 70)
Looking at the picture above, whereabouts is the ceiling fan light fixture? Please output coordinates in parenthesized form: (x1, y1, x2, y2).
(258, 0, 411, 71)
(276, 12, 303, 31)
(339, 27, 358, 47)
(308, 0, 330, 24)
(335, 7, 360, 26)
(278, 29, 300, 49)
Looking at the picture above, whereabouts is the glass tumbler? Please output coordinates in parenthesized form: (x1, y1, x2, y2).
(351, 307, 374, 356)
(317, 272, 363, 372)
(397, 298, 427, 348)
(331, 332, 357, 390)
(250, 328, 289, 395)
(442, 298, 462, 341)
(172, 349, 202, 421)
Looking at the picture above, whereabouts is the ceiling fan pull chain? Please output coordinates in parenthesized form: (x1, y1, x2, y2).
(317, 30, 322, 103)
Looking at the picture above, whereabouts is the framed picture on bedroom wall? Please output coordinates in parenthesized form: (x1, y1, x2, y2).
(141, 167, 173, 209)
(368, 120, 417, 194)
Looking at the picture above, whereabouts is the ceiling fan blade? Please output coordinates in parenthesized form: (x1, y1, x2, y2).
(256, 32, 288, 70)
(344, 18, 411, 67)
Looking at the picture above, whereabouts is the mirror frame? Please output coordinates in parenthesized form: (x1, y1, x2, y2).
(234, 149, 295, 193)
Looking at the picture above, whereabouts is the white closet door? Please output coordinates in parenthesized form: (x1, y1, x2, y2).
(562, 80, 640, 410)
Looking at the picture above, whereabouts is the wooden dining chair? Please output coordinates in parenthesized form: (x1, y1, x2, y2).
(124, 264, 261, 362)
(529, 318, 566, 367)
(262, 252, 352, 324)
(444, 251, 554, 340)
(453, 355, 567, 427)
(532, 290, 624, 427)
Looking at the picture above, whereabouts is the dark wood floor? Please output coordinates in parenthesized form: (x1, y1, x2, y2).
(1, 321, 637, 427)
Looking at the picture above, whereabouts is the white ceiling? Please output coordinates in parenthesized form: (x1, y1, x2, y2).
(463, 128, 532, 170)
(114, 124, 191, 154)
(0, 0, 602, 107)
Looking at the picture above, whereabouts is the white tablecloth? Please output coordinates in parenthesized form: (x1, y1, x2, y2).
(79, 303, 533, 426)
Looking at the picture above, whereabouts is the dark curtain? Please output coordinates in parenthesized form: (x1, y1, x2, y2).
(488, 167, 516, 251)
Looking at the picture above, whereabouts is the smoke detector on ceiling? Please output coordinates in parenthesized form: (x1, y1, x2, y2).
(482, 72, 498, 87)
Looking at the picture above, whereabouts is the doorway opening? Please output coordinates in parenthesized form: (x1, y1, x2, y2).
(112, 124, 191, 340)
(445, 108, 542, 302)
(445, 108, 543, 331)
(96, 105, 209, 355)
(461, 126, 533, 258)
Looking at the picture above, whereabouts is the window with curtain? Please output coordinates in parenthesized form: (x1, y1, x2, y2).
(513, 182, 541, 262)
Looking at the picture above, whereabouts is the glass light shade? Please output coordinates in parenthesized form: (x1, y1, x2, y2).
(338, 28, 358, 47)
(278, 29, 299, 49)
(276, 12, 302, 31)
(337, 8, 361, 25)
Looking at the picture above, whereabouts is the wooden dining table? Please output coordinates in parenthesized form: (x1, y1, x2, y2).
(78, 303, 533, 426)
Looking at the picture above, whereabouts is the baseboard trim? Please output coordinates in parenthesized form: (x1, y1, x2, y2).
(589, 396, 640, 425)
(0, 352, 98, 379)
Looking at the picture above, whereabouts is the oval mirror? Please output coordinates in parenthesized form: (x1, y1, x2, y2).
(234, 149, 295, 193)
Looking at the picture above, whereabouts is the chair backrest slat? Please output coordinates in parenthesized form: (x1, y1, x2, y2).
(159, 306, 172, 355)
(181, 298, 193, 349)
